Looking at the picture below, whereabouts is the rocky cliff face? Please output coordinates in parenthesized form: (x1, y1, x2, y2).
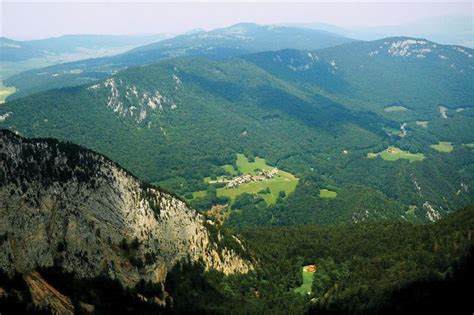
(0, 130, 251, 293)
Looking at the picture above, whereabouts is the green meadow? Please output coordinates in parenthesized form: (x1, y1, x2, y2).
(294, 266, 315, 295)
(222, 164, 238, 175)
(415, 121, 428, 128)
(196, 153, 299, 206)
(319, 189, 337, 198)
(235, 153, 273, 174)
(368, 146, 425, 162)
(384, 106, 408, 112)
(430, 142, 453, 153)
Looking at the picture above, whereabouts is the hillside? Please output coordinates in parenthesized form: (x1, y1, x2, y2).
(1, 39, 473, 226)
(243, 37, 474, 116)
(0, 130, 251, 313)
(4, 23, 352, 98)
(2, 189, 472, 313)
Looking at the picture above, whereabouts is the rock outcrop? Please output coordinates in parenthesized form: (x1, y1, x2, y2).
(0, 130, 252, 294)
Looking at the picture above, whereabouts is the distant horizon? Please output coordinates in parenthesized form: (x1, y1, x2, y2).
(2, 2, 472, 41)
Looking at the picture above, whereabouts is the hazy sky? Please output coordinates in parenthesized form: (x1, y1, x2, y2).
(2, 1, 473, 40)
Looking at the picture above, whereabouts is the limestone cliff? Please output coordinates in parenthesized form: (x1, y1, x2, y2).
(0, 130, 252, 293)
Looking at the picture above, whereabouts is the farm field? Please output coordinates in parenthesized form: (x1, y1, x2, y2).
(367, 146, 425, 162)
(430, 141, 453, 153)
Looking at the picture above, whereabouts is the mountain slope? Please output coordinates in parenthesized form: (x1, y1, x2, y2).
(5, 23, 353, 98)
(243, 37, 474, 116)
(3, 204, 472, 313)
(1, 46, 473, 226)
(0, 129, 251, 311)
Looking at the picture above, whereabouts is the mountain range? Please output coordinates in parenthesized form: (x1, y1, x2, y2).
(1, 35, 473, 227)
(4, 23, 352, 98)
(1, 34, 168, 62)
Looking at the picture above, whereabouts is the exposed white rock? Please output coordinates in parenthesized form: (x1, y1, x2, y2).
(423, 201, 441, 222)
(438, 106, 448, 119)
(388, 39, 428, 57)
(89, 78, 177, 124)
(368, 50, 379, 56)
(173, 74, 182, 86)
(0, 131, 252, 292)
(453, 46, 473, 57)
(0, 112, 12, 122)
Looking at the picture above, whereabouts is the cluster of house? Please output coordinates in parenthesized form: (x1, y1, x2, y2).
(225, 168, 278, 188)
(304, 265, 317, 273)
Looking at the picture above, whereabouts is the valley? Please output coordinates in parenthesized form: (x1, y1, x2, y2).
(195, 153, 298, 206)
(1, 37, 472, 227)
(1, 9, 474, 313)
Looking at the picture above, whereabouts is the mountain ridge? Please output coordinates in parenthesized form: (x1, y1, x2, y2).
(0, 129, 252, 304)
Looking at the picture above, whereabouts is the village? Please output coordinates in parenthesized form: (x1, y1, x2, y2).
(210, 167, 279, 188)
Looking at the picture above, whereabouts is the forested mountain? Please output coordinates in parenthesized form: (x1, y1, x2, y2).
(243, 37, 474, 116)
(4, 23, 352, 98)
(1, 134, 472, 314)
(1, 37, 473, 226)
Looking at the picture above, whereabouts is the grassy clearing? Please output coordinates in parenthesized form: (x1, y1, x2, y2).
(222, 164, 238, 175)
(235, 153, 273, 174)
(430, 142, 453, 153)
(0, 83, 16, 104)
(384, 106, 408, 112)
(464, 143, 474, 148)
(319, 189, 337, 198)
(416, 121, 428, 128)
(367, 146, 425, 162)
(216, 154, 298, 206)
(294, 266, 315, 295)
